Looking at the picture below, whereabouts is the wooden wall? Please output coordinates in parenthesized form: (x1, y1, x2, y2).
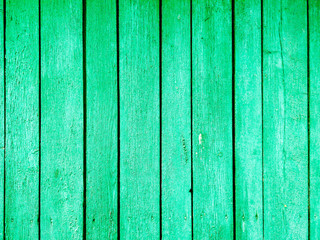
(0, 0, 318, 239)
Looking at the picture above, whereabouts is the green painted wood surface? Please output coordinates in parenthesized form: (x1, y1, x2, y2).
(119, 0, 160, 239)
(263, 0, 308, 238)
(86, 0, 117, 239)
(162, 0, 191, 238)
(0, 0, 3, 238)
(0, 1, 318, 239)
(40, 0, 83, 239)
(5, 0, 39, 238)
(192, 0, 233, 239)
(310, 1, 320, 239)
(235, 0, 263, 239)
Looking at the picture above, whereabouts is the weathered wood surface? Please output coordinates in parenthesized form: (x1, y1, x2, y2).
(162, 0, 191, 238)
(40, 0, 84, 239)
(0, 0, 316, 239)
(119, 0, 160, 239)
(235, 0, 263, 239)
(192, 0, 233, 239)
(310, 0, 320, 239)
(5, 0, 39, 238)
(86, 0, 118, 239)
(263, 0, 308, 239)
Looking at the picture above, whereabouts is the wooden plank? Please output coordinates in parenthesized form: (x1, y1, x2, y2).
(86, 0, 117, 238)
(40, 0, 83, 239)
(192, 0, 233, 238)
(162, 0, 191, 238)
(310, 1, 320, 239)
(234, 0, 263, 239)
(119, 0, 160, 238)
(0, 0, 4, 238)
(263, 0, 308, 238)
(5, 0, 39, 238)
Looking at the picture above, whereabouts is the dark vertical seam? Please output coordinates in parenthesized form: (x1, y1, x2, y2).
(159, 0, 162, 238)
(232, 0, 236, 238)
(261, 0, 264, 238)
(190, 0, 193, 239)
(2, 0, 5, 238)
(38, 0, 41, 238)
(116, 0, 120, 238)
(82, 0, 87, 238)
(307, 0, 310, 239)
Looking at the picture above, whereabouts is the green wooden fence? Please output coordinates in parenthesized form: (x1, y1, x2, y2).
(0, 0, 318, 239)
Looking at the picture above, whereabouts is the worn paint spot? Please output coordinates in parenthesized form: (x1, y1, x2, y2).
(182, 137, 188, 163)
(199, 133, 202, 144)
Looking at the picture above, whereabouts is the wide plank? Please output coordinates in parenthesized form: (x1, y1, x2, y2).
(86, 0, 118, 238)
(235, 0, 263, 239)
(162, 0, 191, 238)
(40, 0, 83, 238)
(263, 0, 308, 238)
(5, 0, 39, 238)
(192, 0, 233, 238)
(119, 0, 160, 238)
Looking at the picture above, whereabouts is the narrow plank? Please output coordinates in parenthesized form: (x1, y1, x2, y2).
(310, 0, 320, 239)
(5, 0, 39, 238)
(86, 0, 117, 238)
(0, 0, 4, 238)
(263, 0, 308, 238)
(40, 0, 83, 239)
(119, 0, 160, 238)
(235, 0, 263, 239)
(192, 0, 233, 238)
(162, 0, 191, 238)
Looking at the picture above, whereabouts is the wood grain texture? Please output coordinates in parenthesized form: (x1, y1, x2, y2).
(86, 0, 118, 239)
(235, 0, 263, 239)
(310, 1, 320, 239)
(0, 0, 4, 238)
(5, 0, 39, 238)
(119, 0, 160, 238)
(0, 1, 315, 238)
(162, 0, 191, 238)
(192, 0, 233, 238)
(40, 0, 83, 239)
(263, 0, 308, 238)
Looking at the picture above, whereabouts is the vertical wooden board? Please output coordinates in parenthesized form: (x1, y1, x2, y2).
(310, 0, 320, 239)
(40, 0, 83, 239)
(86, 0, 117, 239)
(263, 0, 308, 239)
(235, 0, 263, 239)
(192, 0, 233, 238)
(162, 0, 191, 238)
(0, 0, 4, 238)
(119, 0, 160, 238)
(5, 0, 39, 238)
